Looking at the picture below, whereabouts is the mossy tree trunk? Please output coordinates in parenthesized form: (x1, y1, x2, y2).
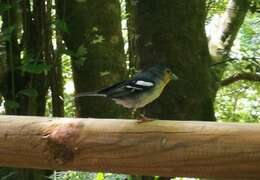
(1, 0, 21, 115)
(2, 0, 50, 116)
(56, 0, 129, 118)
(134, 0, 215, 121)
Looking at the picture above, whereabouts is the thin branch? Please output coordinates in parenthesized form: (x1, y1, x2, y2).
(210, 58, 239, 67)
(210, 56, 260, 67)
(220, 72, 260, 86)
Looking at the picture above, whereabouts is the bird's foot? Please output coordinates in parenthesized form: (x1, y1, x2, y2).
(136, 114, 154, 124)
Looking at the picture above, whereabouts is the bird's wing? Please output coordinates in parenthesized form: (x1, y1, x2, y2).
(98, 78, 155, 98)
(75, 81, 127, 98)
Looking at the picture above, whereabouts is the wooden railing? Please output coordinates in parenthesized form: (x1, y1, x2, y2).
(0, 115, 260, 179)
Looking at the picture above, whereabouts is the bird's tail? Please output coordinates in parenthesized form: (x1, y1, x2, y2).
(75, 91, 106, 98)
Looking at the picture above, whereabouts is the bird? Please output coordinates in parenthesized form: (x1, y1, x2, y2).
(75, 64, 178, 121)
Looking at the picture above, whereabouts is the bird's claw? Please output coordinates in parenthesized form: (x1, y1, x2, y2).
(136, 114, 154, 124)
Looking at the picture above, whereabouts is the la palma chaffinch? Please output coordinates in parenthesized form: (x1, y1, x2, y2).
(76, 64, 178, 120)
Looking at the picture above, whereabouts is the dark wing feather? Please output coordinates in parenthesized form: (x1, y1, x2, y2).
(98, 77, 155, 98)
(98, 80, 129, 97)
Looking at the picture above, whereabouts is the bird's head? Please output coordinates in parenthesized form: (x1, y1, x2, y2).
(152, 64, 178, 84)
(163, 67, 178, 83)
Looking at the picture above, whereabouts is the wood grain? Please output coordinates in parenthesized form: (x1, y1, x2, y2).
(0, 115, 260, 179)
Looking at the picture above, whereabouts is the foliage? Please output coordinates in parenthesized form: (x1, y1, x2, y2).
(214, 12, 260, 123)
(74, 45, 88, 67)
(17, 88, 38, 98)
(55, 19, 69, 33)
(49, 171, 96, 180)
(4, 100, 19, 110)
(206, 0, 228, 21)
(215, 80, 260, 122)
(49, 171, 129, 180)
(0, 3, 11, 14)
(46, 54, 75, 117)
(1, 25, 16, 41)
(239, 13, 260, 57)
(20, 63, 51, 74)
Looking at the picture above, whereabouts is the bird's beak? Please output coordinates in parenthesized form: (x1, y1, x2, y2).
(172, 73, 178, 80)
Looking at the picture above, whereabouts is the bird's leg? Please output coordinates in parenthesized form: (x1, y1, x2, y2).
(140, 108, 146, 118)
(136, 108, 154, 123)
(131, 108, 137, 119)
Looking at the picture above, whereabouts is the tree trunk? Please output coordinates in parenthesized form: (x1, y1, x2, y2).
(0, 0, 52, 179)
(56, 0, 129, 118)
(126, 0, 139, 75)
(0, 15, 7, 104)
(134, 0, 215, 121)
(1, 0, 21, 115)
(207, 0, 250, 62)
(46, 0, 64, 117)
(207, 0, 250, 89)
(9, 0, 49, 116)
(2, 0, 49, 116)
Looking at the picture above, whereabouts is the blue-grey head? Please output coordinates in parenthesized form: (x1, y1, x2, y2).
(148, 64, 178, 83)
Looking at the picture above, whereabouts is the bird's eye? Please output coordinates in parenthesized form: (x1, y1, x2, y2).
(165, 69, 171, 74)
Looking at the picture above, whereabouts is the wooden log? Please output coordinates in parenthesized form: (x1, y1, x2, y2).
(0, 115, 260, 179)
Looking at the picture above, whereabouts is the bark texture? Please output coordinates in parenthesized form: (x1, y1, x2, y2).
(1, 0, 21, 115)
(1, 0, 50, 116)
(126, 0, 139, 75)
(0, 37, 7, 102)
(56, 0, 129, 118)
(1, 115, 260, 179)
(47, 0, 64, 117)
(134, 0, 215, 121)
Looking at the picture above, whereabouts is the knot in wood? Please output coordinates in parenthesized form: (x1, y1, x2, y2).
(160, 136, 168, 148)
(42, 121, 83, 164)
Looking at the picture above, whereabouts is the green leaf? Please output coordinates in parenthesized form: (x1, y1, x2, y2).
(4, 100, 19, 110)
(74, 45, 88, 66)
(96, 173, 104, 180)
(1, 25, 16, 41)
(18, 88, 38, 97)
(0, 3, 11, 14)
(55, 19, 69, 33)
(76, 45, 88, 57)
(21, 63, 51, 74)
(92, 26, 99, 32)
(91, 34, 105, 44)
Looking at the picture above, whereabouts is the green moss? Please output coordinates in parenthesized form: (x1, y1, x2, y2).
(59, 0, 129, 118)
(135, 0, 215, 121)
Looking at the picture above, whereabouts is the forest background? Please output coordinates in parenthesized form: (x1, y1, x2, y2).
(0, 0, 259, 179)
